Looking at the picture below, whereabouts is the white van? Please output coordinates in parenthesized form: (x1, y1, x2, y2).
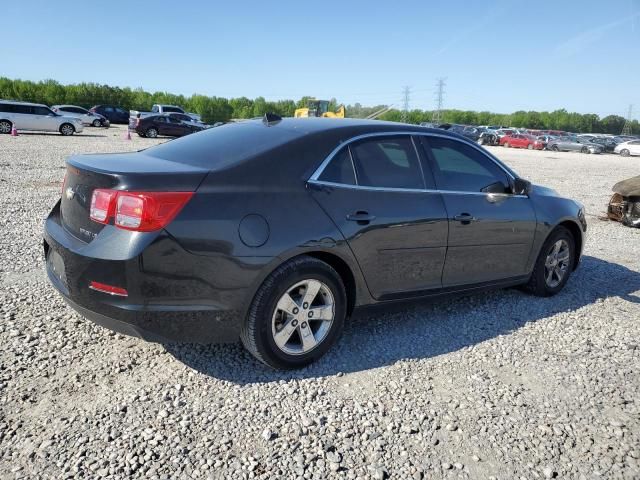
(0, 100, 84, 135)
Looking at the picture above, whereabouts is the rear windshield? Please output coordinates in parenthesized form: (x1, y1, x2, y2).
(145, 120, 301, 169)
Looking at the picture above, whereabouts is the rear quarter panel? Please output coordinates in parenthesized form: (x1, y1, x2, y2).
(163, 135, 375, 314)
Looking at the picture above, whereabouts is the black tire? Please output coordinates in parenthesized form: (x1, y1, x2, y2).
(240, 256, 347, 369)
(0, 120, 13, 134)
(92, 119, 101, 127)
(551, 145, 559, 152)
(581, 146, 589, 154)
(146, 128, 158, 138)
(59, 123, 75, 136)
(620, 149, 630, 157)
(523, 226, 575, 297)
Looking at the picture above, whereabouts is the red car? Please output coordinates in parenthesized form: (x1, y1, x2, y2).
(500, 134, 544, 150)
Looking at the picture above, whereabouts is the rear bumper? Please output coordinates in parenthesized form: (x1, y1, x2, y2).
(42, 201, 267, 344)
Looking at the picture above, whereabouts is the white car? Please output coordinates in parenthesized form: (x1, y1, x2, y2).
(0, 100, 84, 135)
(614, 140, 640, 157)
(51, 105, 109, 127)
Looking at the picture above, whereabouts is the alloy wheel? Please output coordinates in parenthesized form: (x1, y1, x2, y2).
(93, 119, 101, 127)
(544, 239, 570, 288)
(0, 121, 12, 134)
(271, 279, 335, 355)
(146, 128, 158, 138)
(61, 124, 74, 136)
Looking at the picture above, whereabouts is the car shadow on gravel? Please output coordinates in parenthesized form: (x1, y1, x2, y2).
(164, 255, 640, 384)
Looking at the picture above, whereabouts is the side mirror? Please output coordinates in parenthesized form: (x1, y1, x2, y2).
(512, 178, 532, 196)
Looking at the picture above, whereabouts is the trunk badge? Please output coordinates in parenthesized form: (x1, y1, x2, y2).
(65, 187, 75, 200)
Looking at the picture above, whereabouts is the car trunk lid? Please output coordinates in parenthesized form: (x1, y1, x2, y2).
(60, 152, 208, 243)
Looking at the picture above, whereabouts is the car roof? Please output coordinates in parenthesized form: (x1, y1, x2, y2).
(234, 117, 463, 138)
(0, 99, 47, 107)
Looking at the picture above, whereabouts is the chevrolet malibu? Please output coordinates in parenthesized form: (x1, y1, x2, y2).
(44, 117, 587, 369)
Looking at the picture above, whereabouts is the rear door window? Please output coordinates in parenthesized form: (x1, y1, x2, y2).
(350, 136, 424, 189)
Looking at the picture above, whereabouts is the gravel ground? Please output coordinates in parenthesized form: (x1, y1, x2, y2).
(1, 126, 639, 480)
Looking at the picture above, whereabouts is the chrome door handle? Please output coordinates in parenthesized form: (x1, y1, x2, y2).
(453, 213, 477, 224)
(346, 211, 375, 225)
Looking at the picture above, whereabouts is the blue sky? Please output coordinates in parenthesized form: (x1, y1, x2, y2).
(3, 0, 639, 118)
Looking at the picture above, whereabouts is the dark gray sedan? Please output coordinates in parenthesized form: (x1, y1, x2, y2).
(44, 118, 586, 369)
(548, 136, 603, 154)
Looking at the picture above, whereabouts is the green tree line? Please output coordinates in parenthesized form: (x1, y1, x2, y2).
(0, 77, 636, 134)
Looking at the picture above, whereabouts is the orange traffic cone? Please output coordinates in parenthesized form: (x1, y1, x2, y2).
(10, 123, 18, 137)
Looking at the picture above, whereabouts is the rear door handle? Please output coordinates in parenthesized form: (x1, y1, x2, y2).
(346, 211, 376, 224)
(453, 213, 478, 224)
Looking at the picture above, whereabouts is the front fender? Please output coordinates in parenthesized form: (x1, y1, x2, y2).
(527, 186, 586, 272)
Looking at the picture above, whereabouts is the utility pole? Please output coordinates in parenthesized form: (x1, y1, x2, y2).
(621, 104, 633, 135)
(432, 78, 446, 124)
(401, 86, 411, 123)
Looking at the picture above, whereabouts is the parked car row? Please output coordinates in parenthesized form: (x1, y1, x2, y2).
(420, 122, 640, 156)
(0, 100, 84, 135)
(0, 99, 212, 138)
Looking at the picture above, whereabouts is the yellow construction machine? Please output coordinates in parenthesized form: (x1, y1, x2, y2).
(294, 99, 345, 118)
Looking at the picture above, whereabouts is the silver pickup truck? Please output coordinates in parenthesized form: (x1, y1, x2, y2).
(129, 104, 202, 122)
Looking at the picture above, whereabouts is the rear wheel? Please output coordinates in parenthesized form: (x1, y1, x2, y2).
(620, 149, 630, 157)
(145, 128, 158, 138)
(240, 256, 347, 369)
(527, 143, 533, 150)
(523, 226, 575, 297)
(0, 120, 12, 134)
(581, 146, 589, 154)
(60, 123, 75, 136)
(92, 119, 101, 127)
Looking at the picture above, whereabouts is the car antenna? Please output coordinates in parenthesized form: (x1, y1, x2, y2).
(262, 112, 282, 126)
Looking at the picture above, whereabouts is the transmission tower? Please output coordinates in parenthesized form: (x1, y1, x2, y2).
(432, 78, 446, 124)
(401, 86, 411, 123)
(621, 104, 633, 135)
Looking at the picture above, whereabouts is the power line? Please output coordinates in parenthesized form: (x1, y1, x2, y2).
(622, 104, 634, 135)
(432, 78, 446, 124)
(401, 86, 411, 123)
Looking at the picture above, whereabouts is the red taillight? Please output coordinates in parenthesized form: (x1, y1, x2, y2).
(89, 281, 128, 297)
(90, 189, 117, 224)
(88, 190, 193, 232)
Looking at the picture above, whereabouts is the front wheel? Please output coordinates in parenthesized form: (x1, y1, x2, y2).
(523, 226, 575, 297)
(60, 123, 75, 136)
(92, 119, 101, 127)
(551, 145, 559, 152)
(620, 149, 630, 157)
(0, 120, 12, 134)
(527, 143, 533, 150)
(504, 142, 510, 148)
(145, 128, 158, 138)
(581, 146, 589, 154)
(240, 256, 347, 369)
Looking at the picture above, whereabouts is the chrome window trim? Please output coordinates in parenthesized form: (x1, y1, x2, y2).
(309, 130, 518, 187)
(308, 179, 528, 198)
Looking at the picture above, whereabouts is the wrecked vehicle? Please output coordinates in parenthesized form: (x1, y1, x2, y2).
(607, 175, 640, 227)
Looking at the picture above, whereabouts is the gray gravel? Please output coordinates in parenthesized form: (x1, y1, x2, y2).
(1, 126, 639, 479)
